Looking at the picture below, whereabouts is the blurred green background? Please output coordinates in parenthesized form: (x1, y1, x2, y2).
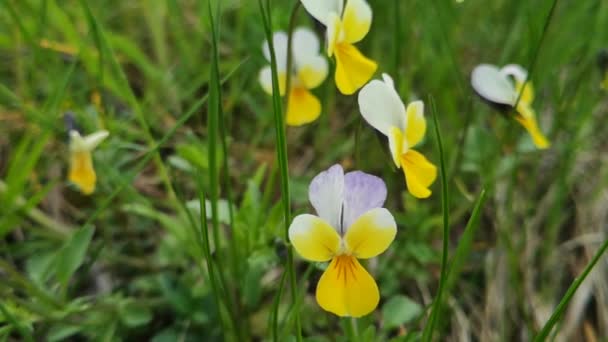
(1, 0, 607, 340)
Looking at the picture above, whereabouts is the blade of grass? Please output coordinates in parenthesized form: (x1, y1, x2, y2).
(77, 0, 177, 202)
(195, 178, 234, 340)
(258, 1, 301, 341)
(77, 60, 246, 230)
(205, 1, 242, 338)
(445, 189, 487, 292)
(534, 237, 608, 341)
(422, 96, 450, 342)
(0, 302, 33, 342)
(513, 0, 559, 110)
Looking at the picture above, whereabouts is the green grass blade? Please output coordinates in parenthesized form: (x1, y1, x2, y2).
(77, 0, 176, 201)
(534, 237, 608, 341)
(0, 302, 33, 342)
(445, 189, 487, 292)
(258, 1, 301, 341)
(422, 96, 450, 341)
(78, 60, 246, 229)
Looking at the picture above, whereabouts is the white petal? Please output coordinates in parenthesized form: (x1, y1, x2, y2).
(357, 74, 406, 136)
(292, 27, 321, 67)
(258, 66, 273, 95)
(262, 31, 288, 72)
(500, 64, 528, 84)
(300, 0, 344, 26)
(308, 164, 344, 232)
(69, 130, 86, 151)
(82, 130, 109, 150)
(382, 73, 394, 88)
(471, 64, 516, 106)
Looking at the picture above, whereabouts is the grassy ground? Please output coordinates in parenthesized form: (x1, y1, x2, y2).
(1, 0, 608, 340)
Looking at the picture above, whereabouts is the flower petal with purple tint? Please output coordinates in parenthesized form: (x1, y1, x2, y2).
(308, 164, 344, 231)
(342, 171, 387, 230)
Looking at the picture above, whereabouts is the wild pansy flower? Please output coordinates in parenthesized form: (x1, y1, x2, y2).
(300, 0, 377, 95)
(358, 74, 437, 199)
(259, 28, 328, 126)
(289, 164, 396, 317)
(68, 130, 108, 195)
(471, 63, 550, 149)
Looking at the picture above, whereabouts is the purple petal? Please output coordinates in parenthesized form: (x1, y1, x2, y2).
(343, 171, 387, 229)
(309, 164, 344, 230)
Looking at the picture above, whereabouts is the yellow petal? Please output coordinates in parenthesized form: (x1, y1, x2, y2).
(344, 208, 396, 259)
(400, 149, 437, 199)
(334, 43, 377, 95)
(515, 105, 550, 149)
(297, 57, 328, 89)
(288, 214, 340, 262)
(69, 150, 96, 195)
(404, 101, 426, 148)
(341, 0, 372, 44)
(388, 126, 404, 168)
(286, 87, 322, 126)
(316, 255, 379, 317)
(601, 73, 608, 90)
(515, 81, 534, 104)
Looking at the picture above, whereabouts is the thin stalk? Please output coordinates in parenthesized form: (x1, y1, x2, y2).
(513, 0, 559, 110)
(393, 0, 402, 89)
(422, 97, 450, 341)
(534, 237, 608, 341)
(259, 0, 302, 341)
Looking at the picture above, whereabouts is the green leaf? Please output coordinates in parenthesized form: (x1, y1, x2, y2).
(47, 324, 81, 342)
(55, 226, 95, 289)
(119, 302, 152, 327)
(382, 295, 423, 329)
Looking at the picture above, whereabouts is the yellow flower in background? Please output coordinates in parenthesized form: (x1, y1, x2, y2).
(471, 63, 550, 149)
(602, 72, 608, 91)
(259, 28, 328, 126)
(300, 0, 377, 95)
(358, 74, 437, 199)
(68, 130, 109, 195)
(289, 164, 396, 317)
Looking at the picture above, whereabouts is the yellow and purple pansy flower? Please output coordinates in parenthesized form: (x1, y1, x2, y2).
(68, 129, 108, 195)
(358, 73, 437, 199)
(471, 63, 550, 149)
(300, 0, 377, 95)
(259, 28, 328, 126)
(289, 164, 397, 317)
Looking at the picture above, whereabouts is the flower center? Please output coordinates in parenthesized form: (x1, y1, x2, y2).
(332, 255, 358, 285)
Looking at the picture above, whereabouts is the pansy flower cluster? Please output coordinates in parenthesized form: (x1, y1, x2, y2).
(262, 0, 552, 318)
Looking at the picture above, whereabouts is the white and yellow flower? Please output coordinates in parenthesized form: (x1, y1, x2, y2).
(471, 63, 550, 149)
(289, 164, 396, 317)
(300, 0, 377, 95)
(358, 74, 437, 199)
(259, 28, 328, 126)
(68, 130, 108, 195)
